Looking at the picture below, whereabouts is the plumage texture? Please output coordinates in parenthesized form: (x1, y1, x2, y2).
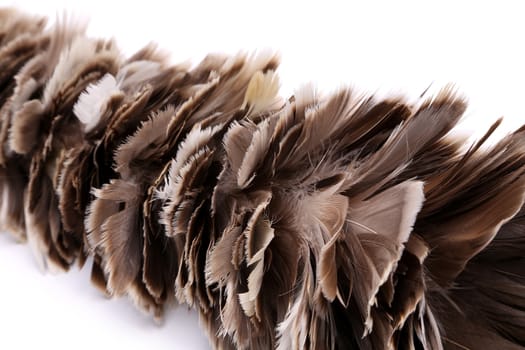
(1, 8, 525, 349)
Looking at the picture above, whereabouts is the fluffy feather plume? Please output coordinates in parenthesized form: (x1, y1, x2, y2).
(2, 8, 525, 350)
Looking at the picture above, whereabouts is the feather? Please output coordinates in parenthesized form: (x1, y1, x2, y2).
(74, 73, 120, 133)
(241, 70, 281, 115)
(237, 118, 273, 189)
(2, 9, 525, 350)
(86, 179, 143, 295)
(238, 197, 274, 319)
(9, 99, 45, 155)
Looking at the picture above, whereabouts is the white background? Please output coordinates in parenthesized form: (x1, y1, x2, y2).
(1, 1, 525, 349)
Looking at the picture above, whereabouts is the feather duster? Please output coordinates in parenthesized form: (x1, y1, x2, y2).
(1, 8, 525, 349)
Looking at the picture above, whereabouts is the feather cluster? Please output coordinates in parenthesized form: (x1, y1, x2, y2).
(2, 8, 525, 350)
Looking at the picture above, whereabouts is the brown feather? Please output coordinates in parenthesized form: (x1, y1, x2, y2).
(2, 9, 525, 350)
